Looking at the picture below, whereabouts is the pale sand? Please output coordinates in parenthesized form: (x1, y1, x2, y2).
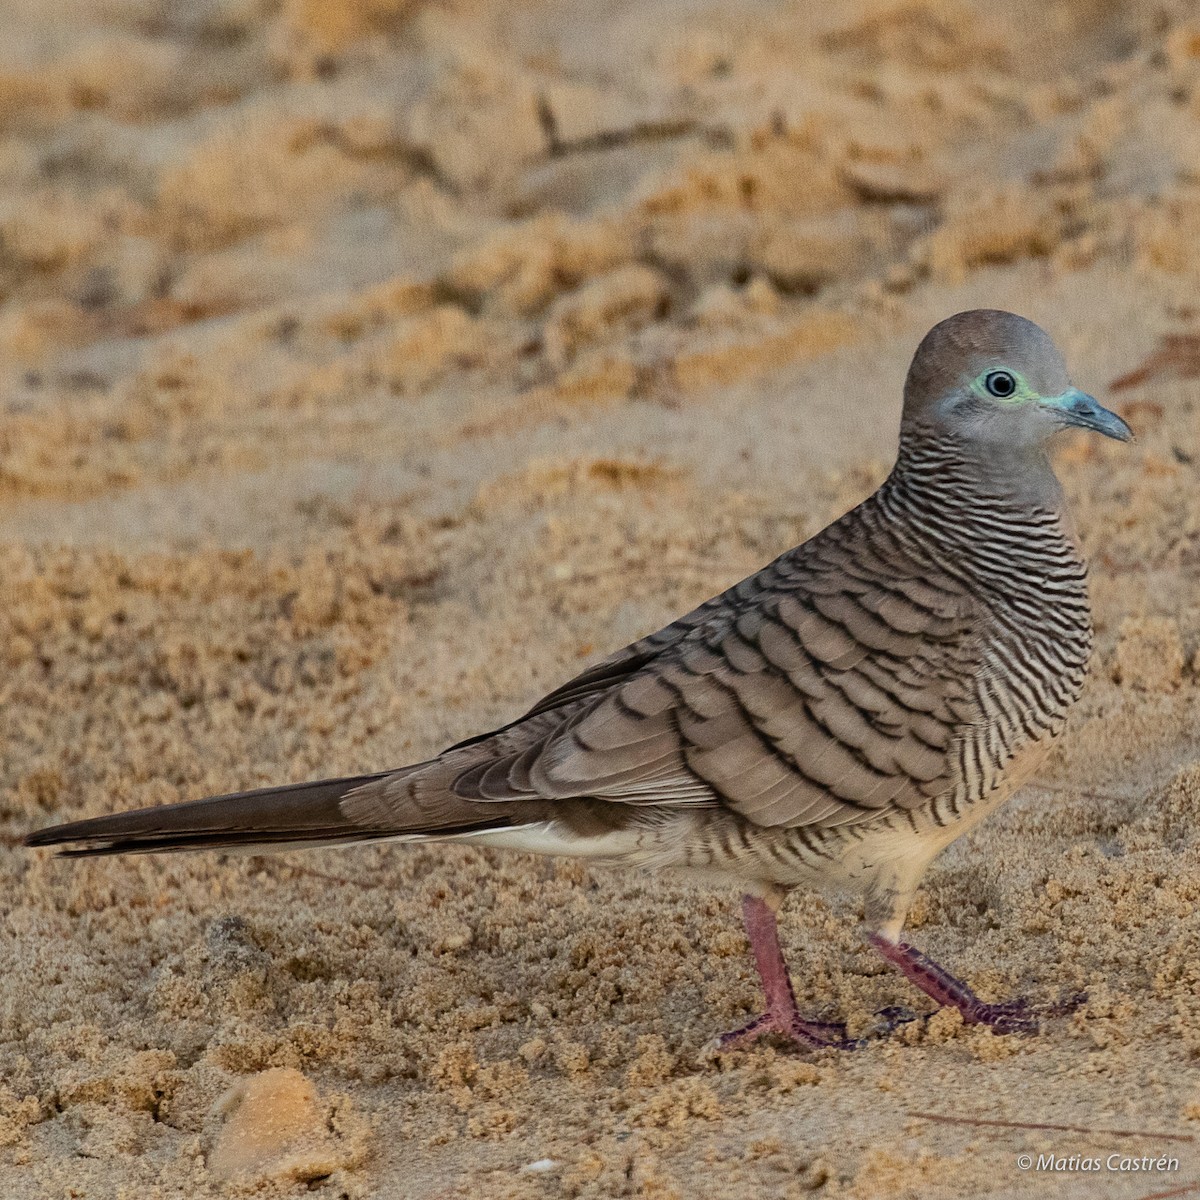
(3, 1, 1200, 1196)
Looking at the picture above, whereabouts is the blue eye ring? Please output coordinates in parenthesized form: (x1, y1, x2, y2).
(984, 369, 1017, 398)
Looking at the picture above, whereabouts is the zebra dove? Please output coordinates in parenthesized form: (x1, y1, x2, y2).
(26, 310, 1132, 1049)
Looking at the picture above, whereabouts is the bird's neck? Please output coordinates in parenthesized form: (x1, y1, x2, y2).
(891, 430, 1065, 515)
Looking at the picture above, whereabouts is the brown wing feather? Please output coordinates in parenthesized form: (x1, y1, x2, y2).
(431, 511, 981, 831)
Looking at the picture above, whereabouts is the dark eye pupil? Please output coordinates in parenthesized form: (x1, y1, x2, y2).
(986, 370, 1016, 397)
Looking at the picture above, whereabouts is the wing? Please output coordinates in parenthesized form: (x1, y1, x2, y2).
(446, 511, 984, 831)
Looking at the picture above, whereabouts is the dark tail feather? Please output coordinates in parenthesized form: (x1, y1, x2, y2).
(24, 773, 397, 857)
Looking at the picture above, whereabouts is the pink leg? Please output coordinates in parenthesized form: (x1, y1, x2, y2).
(718, 895, 853, 1050)
(869, 935, 1080, 1034)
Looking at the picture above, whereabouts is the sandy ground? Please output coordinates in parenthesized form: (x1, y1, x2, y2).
(4, 0, 1200, 1196)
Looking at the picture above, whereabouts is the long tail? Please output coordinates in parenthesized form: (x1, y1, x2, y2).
(22, 772, 504, 858)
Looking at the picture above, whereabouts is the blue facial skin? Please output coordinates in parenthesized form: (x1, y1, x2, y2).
(962, 366, 1135, 444)
(1047, 388, 1133, 442)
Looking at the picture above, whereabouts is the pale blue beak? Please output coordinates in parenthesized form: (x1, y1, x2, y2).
(1048, 388, 1133, 442)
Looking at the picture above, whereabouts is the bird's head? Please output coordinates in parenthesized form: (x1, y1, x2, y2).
(901, 309, 1132, 451)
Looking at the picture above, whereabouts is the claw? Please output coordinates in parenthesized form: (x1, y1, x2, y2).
(1041, 990, 1088, 1018)
(871, 1004, 920, 1033)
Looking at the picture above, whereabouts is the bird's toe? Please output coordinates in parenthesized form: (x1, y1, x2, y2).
(708, 1009, 857, 1055)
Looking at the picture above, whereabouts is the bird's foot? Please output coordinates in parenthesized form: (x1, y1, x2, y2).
(714, 1006, 858, 1053)
(868, 935, 1083, 1035)
(713, 893, 864, 1054)
(952, 993, 1040, 1035)
(994, 989, 1088, 1026)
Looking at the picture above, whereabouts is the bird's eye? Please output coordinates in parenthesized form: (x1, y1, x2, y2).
(984, 370, 1017, 398)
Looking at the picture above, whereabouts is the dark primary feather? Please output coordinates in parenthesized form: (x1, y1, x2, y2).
(23, 775, 390, 856)
(21, 773, 513, 857)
